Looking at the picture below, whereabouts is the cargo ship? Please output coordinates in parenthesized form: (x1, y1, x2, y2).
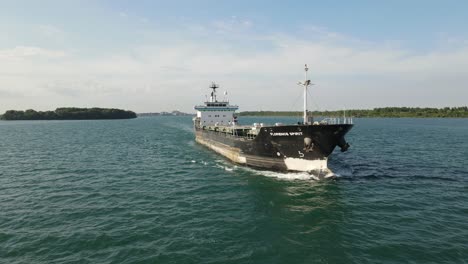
(193, 65, 353, 176)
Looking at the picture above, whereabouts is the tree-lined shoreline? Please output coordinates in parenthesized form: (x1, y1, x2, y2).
(0, 108, 137, 120)
(2, 107, 467, 120)
(239, 107, 468, 118)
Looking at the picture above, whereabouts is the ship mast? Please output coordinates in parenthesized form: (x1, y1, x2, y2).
(298, 64, 312, 124)
(209, 82, 219, 102)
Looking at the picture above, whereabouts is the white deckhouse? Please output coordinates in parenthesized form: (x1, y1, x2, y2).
(194, 83, 239, 126)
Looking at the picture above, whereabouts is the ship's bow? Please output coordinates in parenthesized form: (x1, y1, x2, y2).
(252, 123, 353, 173)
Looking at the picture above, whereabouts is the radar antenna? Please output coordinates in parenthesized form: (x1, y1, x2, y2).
(209, 82, 219, 102)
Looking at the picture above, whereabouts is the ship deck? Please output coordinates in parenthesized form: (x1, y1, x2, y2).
(196, 117, 353, 140)
(199, 124, 261, 138)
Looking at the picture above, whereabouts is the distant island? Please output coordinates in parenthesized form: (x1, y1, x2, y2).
(138, 110, 193, 117)
(1, 107, 137, 120)
(240, 107, 468, 118)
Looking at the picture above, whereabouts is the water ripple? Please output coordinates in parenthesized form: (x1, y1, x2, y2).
(0, 117, 467, 263)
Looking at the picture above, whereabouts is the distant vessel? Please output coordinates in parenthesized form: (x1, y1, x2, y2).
(193, 65, 353, 177)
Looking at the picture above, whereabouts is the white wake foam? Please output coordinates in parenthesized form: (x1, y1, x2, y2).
(214, 161, 238, 172)
(212, 159, 337, 180)
(256, 170, 320, 180)
(242, 167, 337, 181)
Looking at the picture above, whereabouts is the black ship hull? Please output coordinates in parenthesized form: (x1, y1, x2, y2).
(194, 123, 352, 173)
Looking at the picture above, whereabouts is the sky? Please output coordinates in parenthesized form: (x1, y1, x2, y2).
(1, 0, 467, 113)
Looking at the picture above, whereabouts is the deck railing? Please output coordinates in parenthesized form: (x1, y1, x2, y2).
(317, 117, 353, 125)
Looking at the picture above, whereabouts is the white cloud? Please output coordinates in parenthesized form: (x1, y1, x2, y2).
(37, 24, 63, 38)
(212, 16, 253, 34)
(0, 46, 67, 59)
(0, 24, 467, 113)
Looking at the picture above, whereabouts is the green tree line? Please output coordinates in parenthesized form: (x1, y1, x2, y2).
(239, 107, 468, 118)
(1, 107, 137, 120)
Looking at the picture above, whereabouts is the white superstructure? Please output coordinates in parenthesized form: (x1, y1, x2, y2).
(194, 83, 239, 126)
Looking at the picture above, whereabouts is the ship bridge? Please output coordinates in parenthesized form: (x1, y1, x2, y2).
(194, 82, 239, 126)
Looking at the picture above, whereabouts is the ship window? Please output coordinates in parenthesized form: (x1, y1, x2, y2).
(208, 115, 211, 117)
(223, 115, 226, 117)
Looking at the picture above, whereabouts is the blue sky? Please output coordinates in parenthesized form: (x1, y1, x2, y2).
(1, 0, 467, 112)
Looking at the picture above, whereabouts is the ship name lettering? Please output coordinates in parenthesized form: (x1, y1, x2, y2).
(270, 132, 303, 136)
(289, 132, 303, 136)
